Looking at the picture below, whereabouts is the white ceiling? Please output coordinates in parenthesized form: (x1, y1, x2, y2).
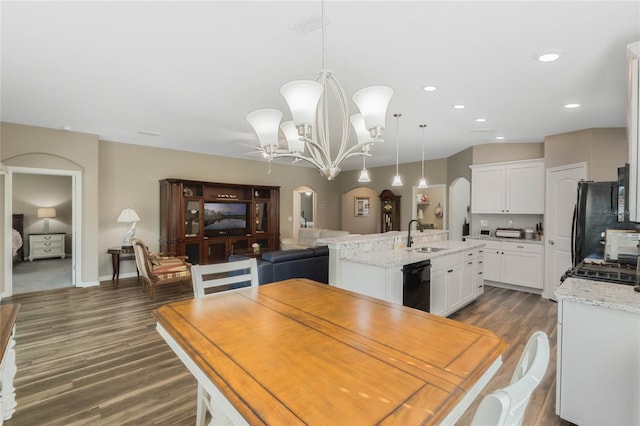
(2, 1, 639, 172)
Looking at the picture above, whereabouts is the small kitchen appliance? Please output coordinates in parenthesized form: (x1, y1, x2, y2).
(495, 228, 524, 238)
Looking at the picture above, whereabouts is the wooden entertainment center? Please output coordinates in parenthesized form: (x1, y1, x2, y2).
(159, 179, 280, 264)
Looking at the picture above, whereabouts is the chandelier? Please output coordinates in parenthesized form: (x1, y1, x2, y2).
(246, 1, 393, 180)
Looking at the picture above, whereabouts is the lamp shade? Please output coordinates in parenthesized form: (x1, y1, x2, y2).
(391, 174, 403, 187)
(37, 207, 56, 218)
(246, 109, 283, 149)
(352, 86, 393, 133)
(280, 80, 323, 128)
(117, 208, 140, 223)
(349, 114, 373, 145)
(280, 121, 305, 153)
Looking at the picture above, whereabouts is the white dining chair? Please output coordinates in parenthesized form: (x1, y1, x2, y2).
(471, 331, 550, 426)
(191, 258, 258, 298)
(191, 258, 259, 426)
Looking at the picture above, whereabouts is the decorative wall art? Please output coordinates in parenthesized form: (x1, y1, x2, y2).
(355, 197, 370, 217)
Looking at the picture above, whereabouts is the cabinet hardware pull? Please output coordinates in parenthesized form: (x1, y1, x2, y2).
(479, 261, 483, 264)
(517, 245, 524, 248)
(478, 272, 483, 275)
(468, 261, 472, 264)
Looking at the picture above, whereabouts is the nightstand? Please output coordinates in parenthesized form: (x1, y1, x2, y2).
(28, 233, 66, 261)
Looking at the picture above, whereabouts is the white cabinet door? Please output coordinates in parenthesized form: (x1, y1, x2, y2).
(430, 267, 447, 316)
(462, 258, 475, 303)
(483, 246, 501, 282)
(558, 300, 640, 425)
(471, 159, 544, 214)
(445, 267, 463, 312)
(506, 161, 545, 214)
(501, 250, 543, 289)
(471, 165, 505, 213)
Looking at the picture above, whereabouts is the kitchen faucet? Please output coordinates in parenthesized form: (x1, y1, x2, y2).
(407, 219, 423, 247)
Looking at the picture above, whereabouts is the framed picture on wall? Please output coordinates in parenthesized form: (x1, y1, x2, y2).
(355, 197, 370, 217)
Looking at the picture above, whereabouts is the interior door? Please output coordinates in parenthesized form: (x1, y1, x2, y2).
(544, 162, 587, 299)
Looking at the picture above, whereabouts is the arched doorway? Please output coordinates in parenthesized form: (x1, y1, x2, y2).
(292, 186, 317, 238)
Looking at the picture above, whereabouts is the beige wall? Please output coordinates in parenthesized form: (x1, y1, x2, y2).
(1, 122, 630, 292)
(334, 158, 448, 232)
(544, 128, 627, 181)
(341, 187, 378, 234)
(472, 142, 545, 165)
(98, 140, 342, 278)
(1, 122, 100, 288)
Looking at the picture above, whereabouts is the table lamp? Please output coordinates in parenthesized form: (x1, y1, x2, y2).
(117, 208, 140, 247)
(37, 207, 56, 234)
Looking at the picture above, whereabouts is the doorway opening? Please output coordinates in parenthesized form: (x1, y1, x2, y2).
(4, 166, 82, 297)
(292, 186, 317, 238)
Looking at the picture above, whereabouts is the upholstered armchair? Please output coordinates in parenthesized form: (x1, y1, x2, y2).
(131, 238, 192, 299)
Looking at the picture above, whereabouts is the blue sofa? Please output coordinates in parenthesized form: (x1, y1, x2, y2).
(230, 246, 329, 285)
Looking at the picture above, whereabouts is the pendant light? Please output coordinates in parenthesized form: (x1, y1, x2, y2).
(358, 154, 371, 183)
(418, 124, 428, 188)
(391, 113, 403, 187)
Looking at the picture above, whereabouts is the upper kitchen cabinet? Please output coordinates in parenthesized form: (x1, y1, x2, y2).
(627, 41, 639, 222)
(470, 159, 545, 214)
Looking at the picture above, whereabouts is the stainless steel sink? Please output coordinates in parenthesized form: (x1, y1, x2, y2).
(409, 246, 447, 253)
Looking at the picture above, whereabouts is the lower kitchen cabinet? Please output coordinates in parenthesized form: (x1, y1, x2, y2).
(557, 298, 640, 424)
(467, 239, 543, 290)
(431, 248, 481, 317)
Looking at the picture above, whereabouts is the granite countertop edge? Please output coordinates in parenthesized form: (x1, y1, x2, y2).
(556, 277, 640, 314)
(341, 240, 486, 268)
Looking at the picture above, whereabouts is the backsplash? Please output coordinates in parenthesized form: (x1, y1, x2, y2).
(469, 213, 544, 237)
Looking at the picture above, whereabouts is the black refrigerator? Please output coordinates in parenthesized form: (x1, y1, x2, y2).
(572, 180, 640, 266)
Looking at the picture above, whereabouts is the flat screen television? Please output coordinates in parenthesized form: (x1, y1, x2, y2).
(204, 202, 248, 235)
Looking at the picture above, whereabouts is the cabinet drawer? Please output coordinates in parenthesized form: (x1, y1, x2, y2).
(501, 241, 543, 254)
(431, 251, 464, 270)
(31, 240, 63, 250)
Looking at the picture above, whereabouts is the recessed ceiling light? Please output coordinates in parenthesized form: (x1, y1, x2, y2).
(535, 52, 560, 62)
(422, 85, 437, 92)
(453, 104, 465, 110)
(496, 136, 505, 140)
(475, 118, 487, 123)
(62, 125, 72, 131)
(564, 103, 581, 109)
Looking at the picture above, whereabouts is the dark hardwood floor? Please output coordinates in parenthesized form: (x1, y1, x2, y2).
(2, 279, 565, 425)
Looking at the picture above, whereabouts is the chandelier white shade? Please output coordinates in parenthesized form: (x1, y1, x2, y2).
(352, 86, 394, 139)
(246, 109, 283, 153)
(246, 1, 393, 180)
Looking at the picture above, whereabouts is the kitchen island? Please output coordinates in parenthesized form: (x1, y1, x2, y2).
(154, 279, 508, 425)
(555, 278, 640, 425)
(321, 231, 486, 316)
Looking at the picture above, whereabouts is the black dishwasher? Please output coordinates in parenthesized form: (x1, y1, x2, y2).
(402, 260, 431, 313)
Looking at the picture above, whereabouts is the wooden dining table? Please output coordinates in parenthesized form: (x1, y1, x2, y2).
(154, 279, 508, 425)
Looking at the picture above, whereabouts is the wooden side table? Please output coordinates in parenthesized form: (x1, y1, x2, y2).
(108, 246, 138, 287)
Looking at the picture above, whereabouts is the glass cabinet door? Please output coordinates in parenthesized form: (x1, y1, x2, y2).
(255, 202, 268, 233)
(184, 199, 202, 238)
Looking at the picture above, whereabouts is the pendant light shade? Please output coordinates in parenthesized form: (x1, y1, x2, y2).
(418, 124, 428, 188)
(391, 113, 403, 187)
(358, 154, 371, 183)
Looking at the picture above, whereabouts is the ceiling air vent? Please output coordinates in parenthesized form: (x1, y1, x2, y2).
(289, 11, 333, 35)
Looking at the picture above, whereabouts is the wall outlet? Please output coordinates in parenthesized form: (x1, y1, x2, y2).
(287, 216, 292, 221)
(480, 219, 488, 226)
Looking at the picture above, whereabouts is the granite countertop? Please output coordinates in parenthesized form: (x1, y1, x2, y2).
(556, 278, 640, 314)
(342, 240, 486, 268)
